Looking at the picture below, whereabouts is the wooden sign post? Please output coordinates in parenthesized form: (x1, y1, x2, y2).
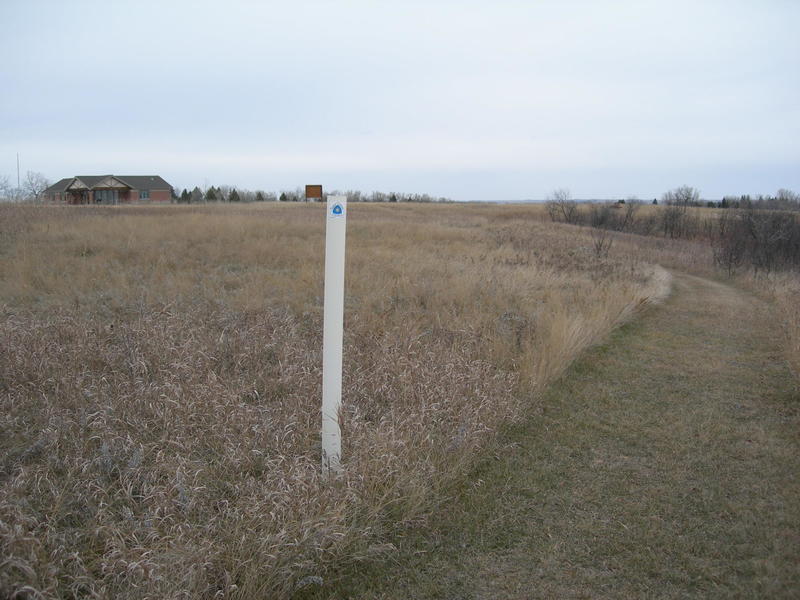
(306, 184, 323, 202)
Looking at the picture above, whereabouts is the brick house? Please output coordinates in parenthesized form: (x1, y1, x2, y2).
(44, 175, 173, 204)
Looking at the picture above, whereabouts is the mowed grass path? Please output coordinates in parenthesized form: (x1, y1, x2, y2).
(335, 274, 800, 599)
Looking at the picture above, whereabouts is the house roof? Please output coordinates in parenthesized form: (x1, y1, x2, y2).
(45, 175, 172, 193)
(44, 178, 75, 193)
(113, 175, 172, 190)
(74, 175, 108, 188)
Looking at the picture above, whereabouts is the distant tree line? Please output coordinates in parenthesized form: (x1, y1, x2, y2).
(0, 173, 452, 204)
(173, 185, 451, 204)
(714, 189, 800, 211)
(548, 185, 800, 240)
(173, 185, 276, 204)
(333, 190, 451, 203)
(546, 185, 800, 275)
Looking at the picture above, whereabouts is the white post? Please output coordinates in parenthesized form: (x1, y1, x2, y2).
(322, 195, 347, 476)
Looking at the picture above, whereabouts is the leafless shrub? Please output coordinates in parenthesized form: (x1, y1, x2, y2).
(23, 171, 51, 203)
(662, 185, 701, 207)
(712, 210, 746, 275)
(591, 227, 614, 258)
(660, 203, 687, 239)
(712, 208, 800, 275)
(546, 188, 581, 225)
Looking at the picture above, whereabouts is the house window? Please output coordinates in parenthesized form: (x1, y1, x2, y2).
(139, 190, 150, 200)
(95, 189, 119, 204)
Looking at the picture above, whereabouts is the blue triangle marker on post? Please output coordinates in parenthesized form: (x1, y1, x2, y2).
(332, 204, 343, 215)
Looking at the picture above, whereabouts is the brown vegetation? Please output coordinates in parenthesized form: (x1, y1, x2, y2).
(0, 203, 669, 599)
(767, 274, 800, 383)
(562, 199, 799, 384)
(341, 272, 800, 598)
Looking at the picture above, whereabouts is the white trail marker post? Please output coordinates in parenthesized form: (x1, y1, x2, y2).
(321, 195, 347, 476)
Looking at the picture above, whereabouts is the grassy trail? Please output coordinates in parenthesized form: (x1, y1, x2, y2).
(336, 273, 800, 599)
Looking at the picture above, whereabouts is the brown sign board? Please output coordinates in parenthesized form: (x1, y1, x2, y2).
(305, 184, 323, 200)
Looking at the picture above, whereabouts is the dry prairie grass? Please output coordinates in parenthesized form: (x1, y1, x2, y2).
(0, 202, 669, 599)
(766, 274, 800, 383)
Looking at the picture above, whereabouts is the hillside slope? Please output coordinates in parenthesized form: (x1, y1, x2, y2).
(338, 273, 800, 599)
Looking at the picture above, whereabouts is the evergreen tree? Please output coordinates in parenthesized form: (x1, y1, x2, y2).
(180, 189, 190, 203)
(229, 188, 241, 202)
(255, 191, 265, 202)
(205, 186, 217, 202)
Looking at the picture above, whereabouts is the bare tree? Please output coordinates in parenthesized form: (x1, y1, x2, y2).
(259, 191, 277, 202)
(546, 188, 580, 224)
(590, 227, 613, 258)
(661, 204, 687, 239)
(24, 171, 51, 202)
(712, 211, 746, 275)
(659, 186, 701, 239)
(775, 188, 799, 210)
(218, 185, 232, 201)
(618, 201, 639, 232)
(712, 207, 800, 275)
(662, 185, 700, 206)
(0, 175, 11, 201)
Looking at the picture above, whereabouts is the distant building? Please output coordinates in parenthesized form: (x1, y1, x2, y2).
(43, 175, 173, 204)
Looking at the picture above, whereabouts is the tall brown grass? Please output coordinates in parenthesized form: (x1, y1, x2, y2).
(0, 202, 669, 599)
(766, 275, 800, 383)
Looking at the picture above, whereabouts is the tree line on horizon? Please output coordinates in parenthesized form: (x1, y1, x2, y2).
(0, 171, 454, 204)
(173, 185, 452, 204)
(1, 172, 797, 212)
(546, 185, 800, 274)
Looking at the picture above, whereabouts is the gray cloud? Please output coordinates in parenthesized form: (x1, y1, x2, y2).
(2, 0, 798, 199)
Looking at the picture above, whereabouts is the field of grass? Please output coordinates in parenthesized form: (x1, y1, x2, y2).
(765, 275, 800, 384)
(0, 202, 669, 599)
(338, 272, 799, 599)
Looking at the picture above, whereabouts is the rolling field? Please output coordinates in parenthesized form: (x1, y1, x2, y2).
(0, 203, 669, 599)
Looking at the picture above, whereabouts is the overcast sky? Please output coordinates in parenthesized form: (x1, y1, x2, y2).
(1, 0, 798, 200)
